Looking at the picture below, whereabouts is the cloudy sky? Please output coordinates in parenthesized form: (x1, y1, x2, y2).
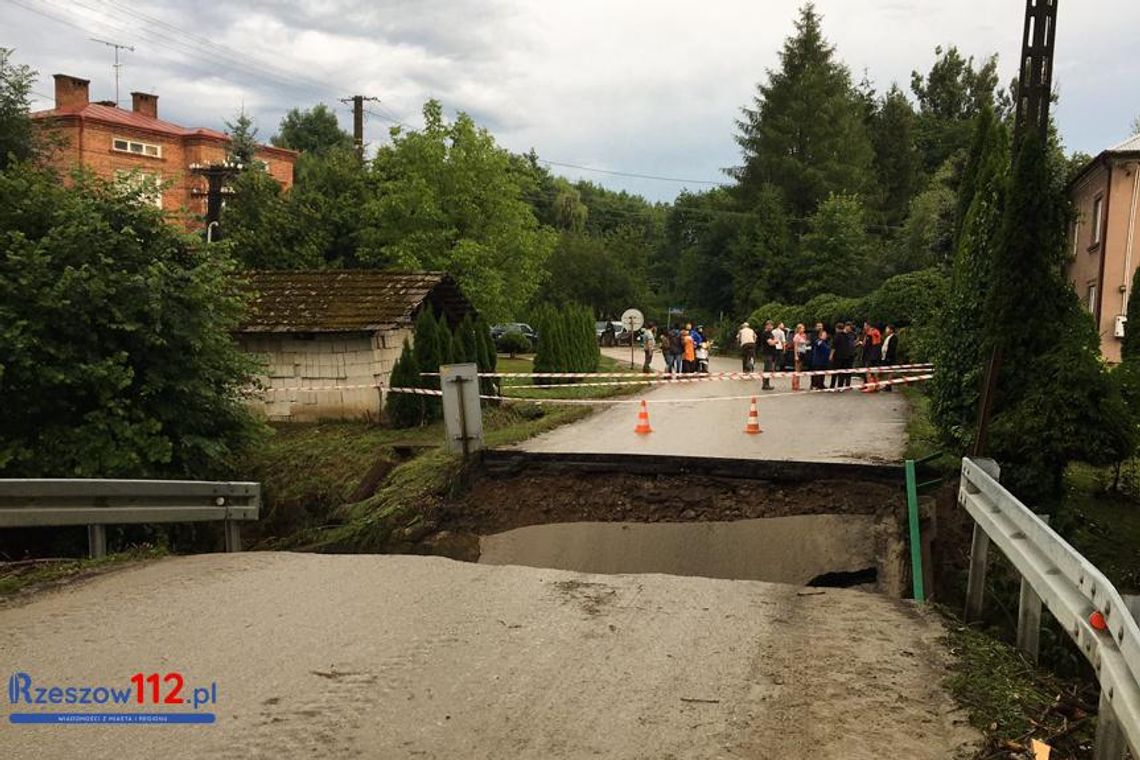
(3, 0, 1137, 202)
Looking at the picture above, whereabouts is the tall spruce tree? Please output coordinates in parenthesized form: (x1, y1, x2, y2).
(869, 85, 923, 227)
(734, 3, 875, 220)
(984, 130, 1133, 502)
(930, 106, 1008, 450)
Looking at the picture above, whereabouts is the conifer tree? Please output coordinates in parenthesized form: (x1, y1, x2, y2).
(435, 315, 455, 368)
(734, 3, 875, 219)
(983, 130, 1133, 501)
(930, 107, 1007, 450)
(385, 339, 422, 428)
(412, 308, 443, 420)
(453, 314, 476, 364)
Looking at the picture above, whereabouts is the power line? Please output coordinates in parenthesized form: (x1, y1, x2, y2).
(539, 159, 726, 186)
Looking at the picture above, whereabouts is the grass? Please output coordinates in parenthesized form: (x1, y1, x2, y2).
(944, 616, 1097, 759)
(0, 546, 168, 601)
(297, 401, 592, 552)
(1062, 462, 1140, 594)
(900, 386, 959, 475)
(497, 353, 650, 400)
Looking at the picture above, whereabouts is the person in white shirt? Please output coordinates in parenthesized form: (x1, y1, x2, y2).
(737, 322, 757, 372)
(771, 323, 787, 370)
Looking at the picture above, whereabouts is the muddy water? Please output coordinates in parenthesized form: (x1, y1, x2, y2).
(478, 514, 878, 586)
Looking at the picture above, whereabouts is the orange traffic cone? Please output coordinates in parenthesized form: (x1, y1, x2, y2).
(864, 369, 879, 393)
(743, 397, 762, 435)
(634, 400, 653, 435)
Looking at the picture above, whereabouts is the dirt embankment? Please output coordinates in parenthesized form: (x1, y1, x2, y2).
(438, 471, 907, 535)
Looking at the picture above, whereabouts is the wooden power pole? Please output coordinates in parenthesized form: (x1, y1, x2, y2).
(340, 95, 380, 161)
(972, 0, 1059, 456)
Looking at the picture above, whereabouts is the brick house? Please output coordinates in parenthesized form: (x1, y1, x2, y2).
(237, 270, 475, 422)
(1066, 134, 1140, 363)
(30, 73, 296, 227)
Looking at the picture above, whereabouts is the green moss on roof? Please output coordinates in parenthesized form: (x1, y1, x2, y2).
(237, 270, 474, 334)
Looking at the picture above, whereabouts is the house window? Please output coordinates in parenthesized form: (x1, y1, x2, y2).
(1091, 195, 1104, 246)
(1087, 282, 1098, 314)
(114, 169, 163, 209)
(112, 137, 162, 158)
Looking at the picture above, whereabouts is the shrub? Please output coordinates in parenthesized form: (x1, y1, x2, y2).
(0, 164, 264, 478)
(862, 268, 948, 327)
(499, 331, 531, 358)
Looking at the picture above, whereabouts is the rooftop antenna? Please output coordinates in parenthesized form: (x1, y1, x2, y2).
(90, 37, 135, 106)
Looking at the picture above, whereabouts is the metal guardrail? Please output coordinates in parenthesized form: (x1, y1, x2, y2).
(0, 479, 261, 557)
(960, 458, 1140, 759)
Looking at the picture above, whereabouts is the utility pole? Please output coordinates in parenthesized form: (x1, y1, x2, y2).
(972, 0, 1059, 456)
(90, 38, 134, 106)
(189, 162, 242, 243)
(340, 95, 379, 161)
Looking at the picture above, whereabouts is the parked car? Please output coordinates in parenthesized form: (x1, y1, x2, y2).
(596, 320, 630, 347)
(491, 322, 538, 351)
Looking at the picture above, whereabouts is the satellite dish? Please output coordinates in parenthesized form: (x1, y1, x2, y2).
(621, 308, 645, 332)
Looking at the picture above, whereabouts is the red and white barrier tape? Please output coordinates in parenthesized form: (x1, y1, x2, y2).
(384, 373, 931, 406)
(421, 362, 933, 381)
(521, 368, 927, 390)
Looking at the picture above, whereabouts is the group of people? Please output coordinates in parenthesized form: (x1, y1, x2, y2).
(638, 323, 711, 374)
(635, 318, 900, 393)
(736, 320, 899, 391)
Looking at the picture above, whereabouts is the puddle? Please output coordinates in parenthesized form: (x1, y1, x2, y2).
(478, 514, 880, 588)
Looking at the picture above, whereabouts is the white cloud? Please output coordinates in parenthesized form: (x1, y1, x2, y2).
(3, 0, 1138, 201)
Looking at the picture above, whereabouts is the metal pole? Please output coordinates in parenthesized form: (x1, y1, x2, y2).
(454, 375, 470, 459)
(629, 317, 635, 370)
(1015, 514, 1049, 662)
(1094, 687, 1128, 760)
(904, 459, 925, 603)
(87, 524, 107, 559)
(963, 458, 1000, 621)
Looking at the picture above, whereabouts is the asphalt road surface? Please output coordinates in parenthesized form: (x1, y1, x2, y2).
(517, 348, 910, 463)
(0, 554, 977, 759)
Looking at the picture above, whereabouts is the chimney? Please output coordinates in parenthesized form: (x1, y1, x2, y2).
(131, 91, 158, 119)
(53, 74, 90, 110)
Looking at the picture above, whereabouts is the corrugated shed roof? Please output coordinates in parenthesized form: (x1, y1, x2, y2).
(32, 102, 229, 139)
(1109, 134, 1140, 153)
(237, 270, 475, 333)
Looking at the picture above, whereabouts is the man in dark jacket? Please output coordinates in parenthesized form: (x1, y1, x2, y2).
(829, 322, 848, 389)
(760, 320, 778, 390)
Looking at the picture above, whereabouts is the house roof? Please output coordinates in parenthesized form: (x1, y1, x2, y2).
(31, 103, 297, 160)
(1109, 133, 1140, 153)
(1069, 133, 1140, 190)
(237, 270, 475, 334)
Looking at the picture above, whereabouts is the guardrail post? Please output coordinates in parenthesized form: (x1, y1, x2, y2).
(1016, 514, 1049, 662)
(963, 458, 1000, 622)
(1094, 687, 1128, 760)
(87, 524, 107, 559)
(223, 519, 241, 552)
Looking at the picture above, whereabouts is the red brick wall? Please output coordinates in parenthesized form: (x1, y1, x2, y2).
(36, 118, 296, 231)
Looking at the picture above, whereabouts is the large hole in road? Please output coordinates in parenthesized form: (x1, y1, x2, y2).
(421, 455, 913, 596)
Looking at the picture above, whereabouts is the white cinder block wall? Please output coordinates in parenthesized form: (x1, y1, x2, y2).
(240, 327, 412, 422)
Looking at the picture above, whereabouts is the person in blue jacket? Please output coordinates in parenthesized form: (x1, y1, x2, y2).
(810, 328, 830, 390)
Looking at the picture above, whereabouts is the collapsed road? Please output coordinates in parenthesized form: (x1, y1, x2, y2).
(0, 553, 978, 759)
